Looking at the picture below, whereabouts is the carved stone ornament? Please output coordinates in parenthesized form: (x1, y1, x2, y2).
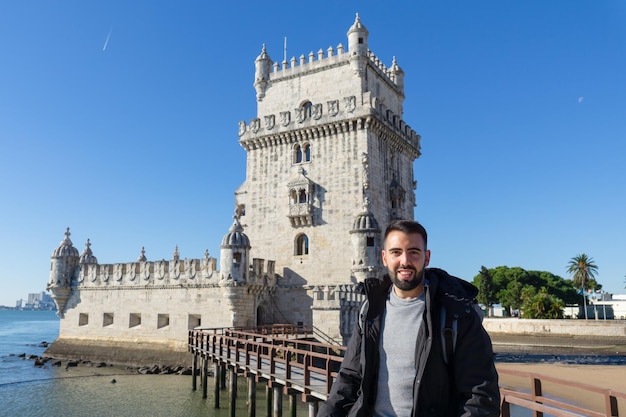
(141, 262, 150, 280)
(295, 107, 305, 123)
(114, 264, 123, 281)
(264, 115, 275, 130)
(328, 100, 339, 116)
(156, 260, 166, 280)
(344, 96, 356, 113)
(238, 121, 246, 136)
(250, 118, 261, 133)
(172, 260, 181, 279)
(312, 104, 323, 120)
(89, 265, 98, 282)
(127, 263, 136, 281)
(280, 111, 291, 126)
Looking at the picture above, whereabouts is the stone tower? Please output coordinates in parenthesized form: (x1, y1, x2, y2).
(235, 15, 421, 342)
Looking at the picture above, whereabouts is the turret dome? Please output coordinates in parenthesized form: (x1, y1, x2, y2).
(352, 210, 380, 232)
(52, 228, 79, 258)
(79, 239, 98, 264)
(221, 218, 251, 248)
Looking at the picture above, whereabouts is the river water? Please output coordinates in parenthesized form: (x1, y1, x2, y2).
(1, 310, 624, 416)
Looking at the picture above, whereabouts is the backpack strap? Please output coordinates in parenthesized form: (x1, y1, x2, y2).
(440, 307, 456, 365)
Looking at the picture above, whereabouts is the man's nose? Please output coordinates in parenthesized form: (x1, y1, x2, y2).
(398, 251, 409, 265)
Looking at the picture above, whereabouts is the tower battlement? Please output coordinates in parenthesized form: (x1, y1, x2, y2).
(238, 92, 420, 156)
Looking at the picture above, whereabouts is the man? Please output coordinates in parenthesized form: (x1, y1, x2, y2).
(317, 220, 500, 417)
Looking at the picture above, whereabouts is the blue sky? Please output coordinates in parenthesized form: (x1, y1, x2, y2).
(1, 1, 625, 307)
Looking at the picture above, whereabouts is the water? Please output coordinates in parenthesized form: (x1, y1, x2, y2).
(0, 310, 310, 416)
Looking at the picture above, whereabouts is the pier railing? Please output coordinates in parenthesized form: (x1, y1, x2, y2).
(189, 326, 625, 417)
(189, 325, 345, 416)
(499, 367, 626, 417)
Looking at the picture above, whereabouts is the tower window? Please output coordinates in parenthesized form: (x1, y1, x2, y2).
(367, 237, 374, 247)
(298, 189, 307, 203)
(233, 252, 241, 263)
(302, 143, 311, 162)
(295, 234, 309, 256)
(294, 144, 302, 163)
(293, 143, 312, 164)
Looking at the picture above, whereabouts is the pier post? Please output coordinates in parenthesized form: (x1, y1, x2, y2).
(265, 383, 273, 417)
(272, 386, 283, 417)
(288, 391, 297, 417)
(202, 357, 208, 399)
(247, 375, 256, 417)
(192, 353, 197, 391)
(214, 361, 221, 409)
(229, 367, 238, 417)
(307, 401, 318, 417)
(221, 364, 227, 389)
(532, 378, 543, 417)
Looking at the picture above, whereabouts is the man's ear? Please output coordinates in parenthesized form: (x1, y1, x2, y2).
(424, 249, 431, 267)
(381, 249, 388, 267)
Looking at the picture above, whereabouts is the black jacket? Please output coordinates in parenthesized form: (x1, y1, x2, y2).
(317, 268, 500, 417)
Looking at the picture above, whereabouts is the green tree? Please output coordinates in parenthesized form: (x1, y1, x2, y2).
(497, 279, 524, 316)
(476, 266, 495, 315)
(520, 286, 564, 319)
(472, 265, 581, 318)
(566, 253, 599, 290)
(567, 253, 599, 320)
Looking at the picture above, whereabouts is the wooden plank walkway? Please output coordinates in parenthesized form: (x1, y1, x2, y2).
(189, 325, 626, 417)
(188, 325, 345, 417)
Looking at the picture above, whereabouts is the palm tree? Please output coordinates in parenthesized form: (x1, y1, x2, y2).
(567, 254, 598, 319)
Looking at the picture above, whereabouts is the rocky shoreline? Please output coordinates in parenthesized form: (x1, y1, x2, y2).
(15, 341, 201, 376)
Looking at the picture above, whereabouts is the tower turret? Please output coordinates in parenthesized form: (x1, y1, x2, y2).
(220, 211, 251, 284)
(79, 239, 98, 265)
(350, 203, 382, 283)
(389, 56, 405, 92)
(347, 13, 369, 76)
(254, 44, 273, 101)
(47, 228, 80, 317)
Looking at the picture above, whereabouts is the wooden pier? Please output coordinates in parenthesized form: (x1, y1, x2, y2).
(189, 325, 626, 417)
(188, 325, 344, 417)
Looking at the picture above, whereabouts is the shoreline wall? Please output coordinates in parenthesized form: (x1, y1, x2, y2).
(44, 338, 192, 368)
(484, 318, 626, 355)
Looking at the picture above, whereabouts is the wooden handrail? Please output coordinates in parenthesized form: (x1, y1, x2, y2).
(189, 327, 625, 415)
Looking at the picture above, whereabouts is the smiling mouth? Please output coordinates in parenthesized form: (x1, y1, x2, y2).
(397, 268, 416, 279)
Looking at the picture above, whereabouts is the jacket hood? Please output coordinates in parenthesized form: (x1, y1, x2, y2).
(426, 267, 478, 302)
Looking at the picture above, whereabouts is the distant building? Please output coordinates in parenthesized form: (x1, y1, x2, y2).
(45, 15, 421, 365)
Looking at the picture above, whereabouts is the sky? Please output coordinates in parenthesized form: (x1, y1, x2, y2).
(1, 1, 625, 307)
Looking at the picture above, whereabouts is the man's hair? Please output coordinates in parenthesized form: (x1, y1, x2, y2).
(384, 220, 428, 248)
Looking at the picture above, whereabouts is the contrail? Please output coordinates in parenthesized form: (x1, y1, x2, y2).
(103, 27, 112, 52)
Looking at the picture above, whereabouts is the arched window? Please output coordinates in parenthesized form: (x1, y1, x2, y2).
(295, 234, 309, 256)
(294, 144, 302, 164)
(298, 189, 307, 203)
(302, 143, 311, 162)
(290, 189, 298, 204)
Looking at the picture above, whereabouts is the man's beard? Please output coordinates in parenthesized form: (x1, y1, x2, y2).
(390, 265, 426, 291)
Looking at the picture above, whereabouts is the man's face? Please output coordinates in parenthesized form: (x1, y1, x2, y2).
(382, 230, 431, 297)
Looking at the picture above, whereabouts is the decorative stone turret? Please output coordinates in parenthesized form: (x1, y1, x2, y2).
(350, 201, 382, 282)
(254, 44, 273, 101)
(47, 228, 80, 317)
(347, 13, 369, 76)
(79, 239, 98, 265)
(220, 210, 251, 284)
